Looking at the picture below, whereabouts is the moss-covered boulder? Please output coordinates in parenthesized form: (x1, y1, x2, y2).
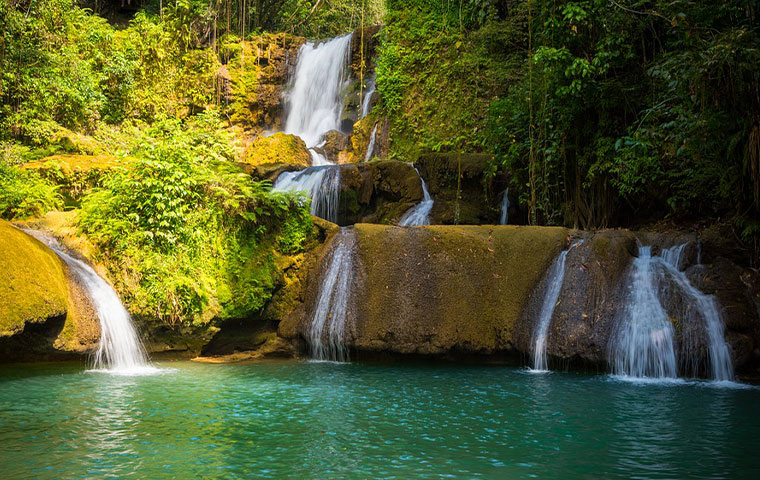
(243, 133, 311, 167)
(0, 220, 99, 361)
(22, 154, 124, 205)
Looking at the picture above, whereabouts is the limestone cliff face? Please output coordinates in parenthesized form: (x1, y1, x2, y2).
(0, 220, 98, 361)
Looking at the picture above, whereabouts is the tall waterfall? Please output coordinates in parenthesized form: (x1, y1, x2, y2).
(307, 229, 355, 361)
(609, 244, 733, 380)
(530, 248, 570, 371)
(24, 231, 153, 374)
(399, 165, 434, 226)
(283, 34, 352, 147)
(499, 188, 509, 225)
(364, 124, 377, 162)
(274, 34, 352, 223)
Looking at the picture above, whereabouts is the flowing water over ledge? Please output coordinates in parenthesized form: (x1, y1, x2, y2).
(0, 361, 758, 479)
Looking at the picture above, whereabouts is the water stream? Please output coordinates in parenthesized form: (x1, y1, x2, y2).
(399, 165, 434, 226)
(609, 244, 733, 381)
(307, 229, 356, 361)
(364, 124, 377, 161)
(530, 248, 571, 371)
(24, 231, 153, 374)
(500, 188, 509, 225)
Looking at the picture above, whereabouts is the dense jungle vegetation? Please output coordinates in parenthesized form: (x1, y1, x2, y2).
(1, 0, 759, 327)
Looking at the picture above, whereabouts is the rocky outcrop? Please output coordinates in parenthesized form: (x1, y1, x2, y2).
(0, 220, 99, 361)
(415, 153, 512, 225)
(226, 33, 306, 133)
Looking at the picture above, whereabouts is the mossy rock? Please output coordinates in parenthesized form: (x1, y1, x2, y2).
(349, 224, 570, 356)
(244, 133, 311, 167)
(0, 220, 99, 360)
(22, 154, 125, 205)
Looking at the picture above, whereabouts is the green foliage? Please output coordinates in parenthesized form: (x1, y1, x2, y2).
(0, 163, 62, 220)
(77, 113, 313, 326)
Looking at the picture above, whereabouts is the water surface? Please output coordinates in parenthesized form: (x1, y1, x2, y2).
(0, 361, 757, 479)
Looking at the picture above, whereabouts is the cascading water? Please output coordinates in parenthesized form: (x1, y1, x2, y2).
(610, 246, 679, 379)
(283, 34, 352, 147)
(274, 166, 341, 223)
(361, 76, 376, 118)
(530, 248, 571, 371)
(499, 188, 509, 225)
(307, 229, 355, 361)
(364, 124, 377, 161)
(657, 245, 734, 381)
(24, 231, 153, 374)
(609, 244, 733, 380)
(274, 34, 352, 223)
(399, 165, 434, 226)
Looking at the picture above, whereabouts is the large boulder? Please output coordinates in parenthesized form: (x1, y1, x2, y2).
(0, 220, 98, 361)
(279, 225, 570, 357)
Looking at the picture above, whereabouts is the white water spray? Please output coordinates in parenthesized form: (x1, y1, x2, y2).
(274, 166, 341, 223)
(24, 231, 154, 374)
(530, 248, 570, 371)
(399, 165, 434, 226)
(308, 230, 355, 361)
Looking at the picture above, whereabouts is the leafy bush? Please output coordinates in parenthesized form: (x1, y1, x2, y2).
(0, 164, 62, 220)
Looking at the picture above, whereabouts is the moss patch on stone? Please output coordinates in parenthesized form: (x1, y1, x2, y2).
(22, 154, 125, 205)
(0, 220, 69, 336)
(243, 133, 311, 167)
(351, 224, 570, 355)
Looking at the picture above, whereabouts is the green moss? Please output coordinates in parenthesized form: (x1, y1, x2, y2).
(0, 220, 68, 335)
(22, 154, 125, 205)
(243, 133, 310, 167)
(352, 224, 570, 354)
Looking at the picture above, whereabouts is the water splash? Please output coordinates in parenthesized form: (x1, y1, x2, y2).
(609, 244, 733, 380)
(399, 165, 434, 226)
(530, 248, 571, 371)
(24, 231, 155, 375)
(273, 165, 341, 223)
(499, 188, 509, 225)
(364, 124, 378, 161)
(307, 229, 355, 361)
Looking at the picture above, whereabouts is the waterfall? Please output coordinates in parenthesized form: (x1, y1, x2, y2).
(361, 76, 376, 118)
(530, 249, 570, 371)
(499, 188, 509, 225)
(399, 165, 434, 226)
(307, 229, 355, 361)
(274, 34, 352, 222)
(274, 166, 341, 223)
(24, 231, 153, 374)
(609, 244, 733, 380)
(610, 246, 679, 379)
(283, 35, 352, 147)
(364, 124, 377, 161)
(657, 245, 734, 381)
